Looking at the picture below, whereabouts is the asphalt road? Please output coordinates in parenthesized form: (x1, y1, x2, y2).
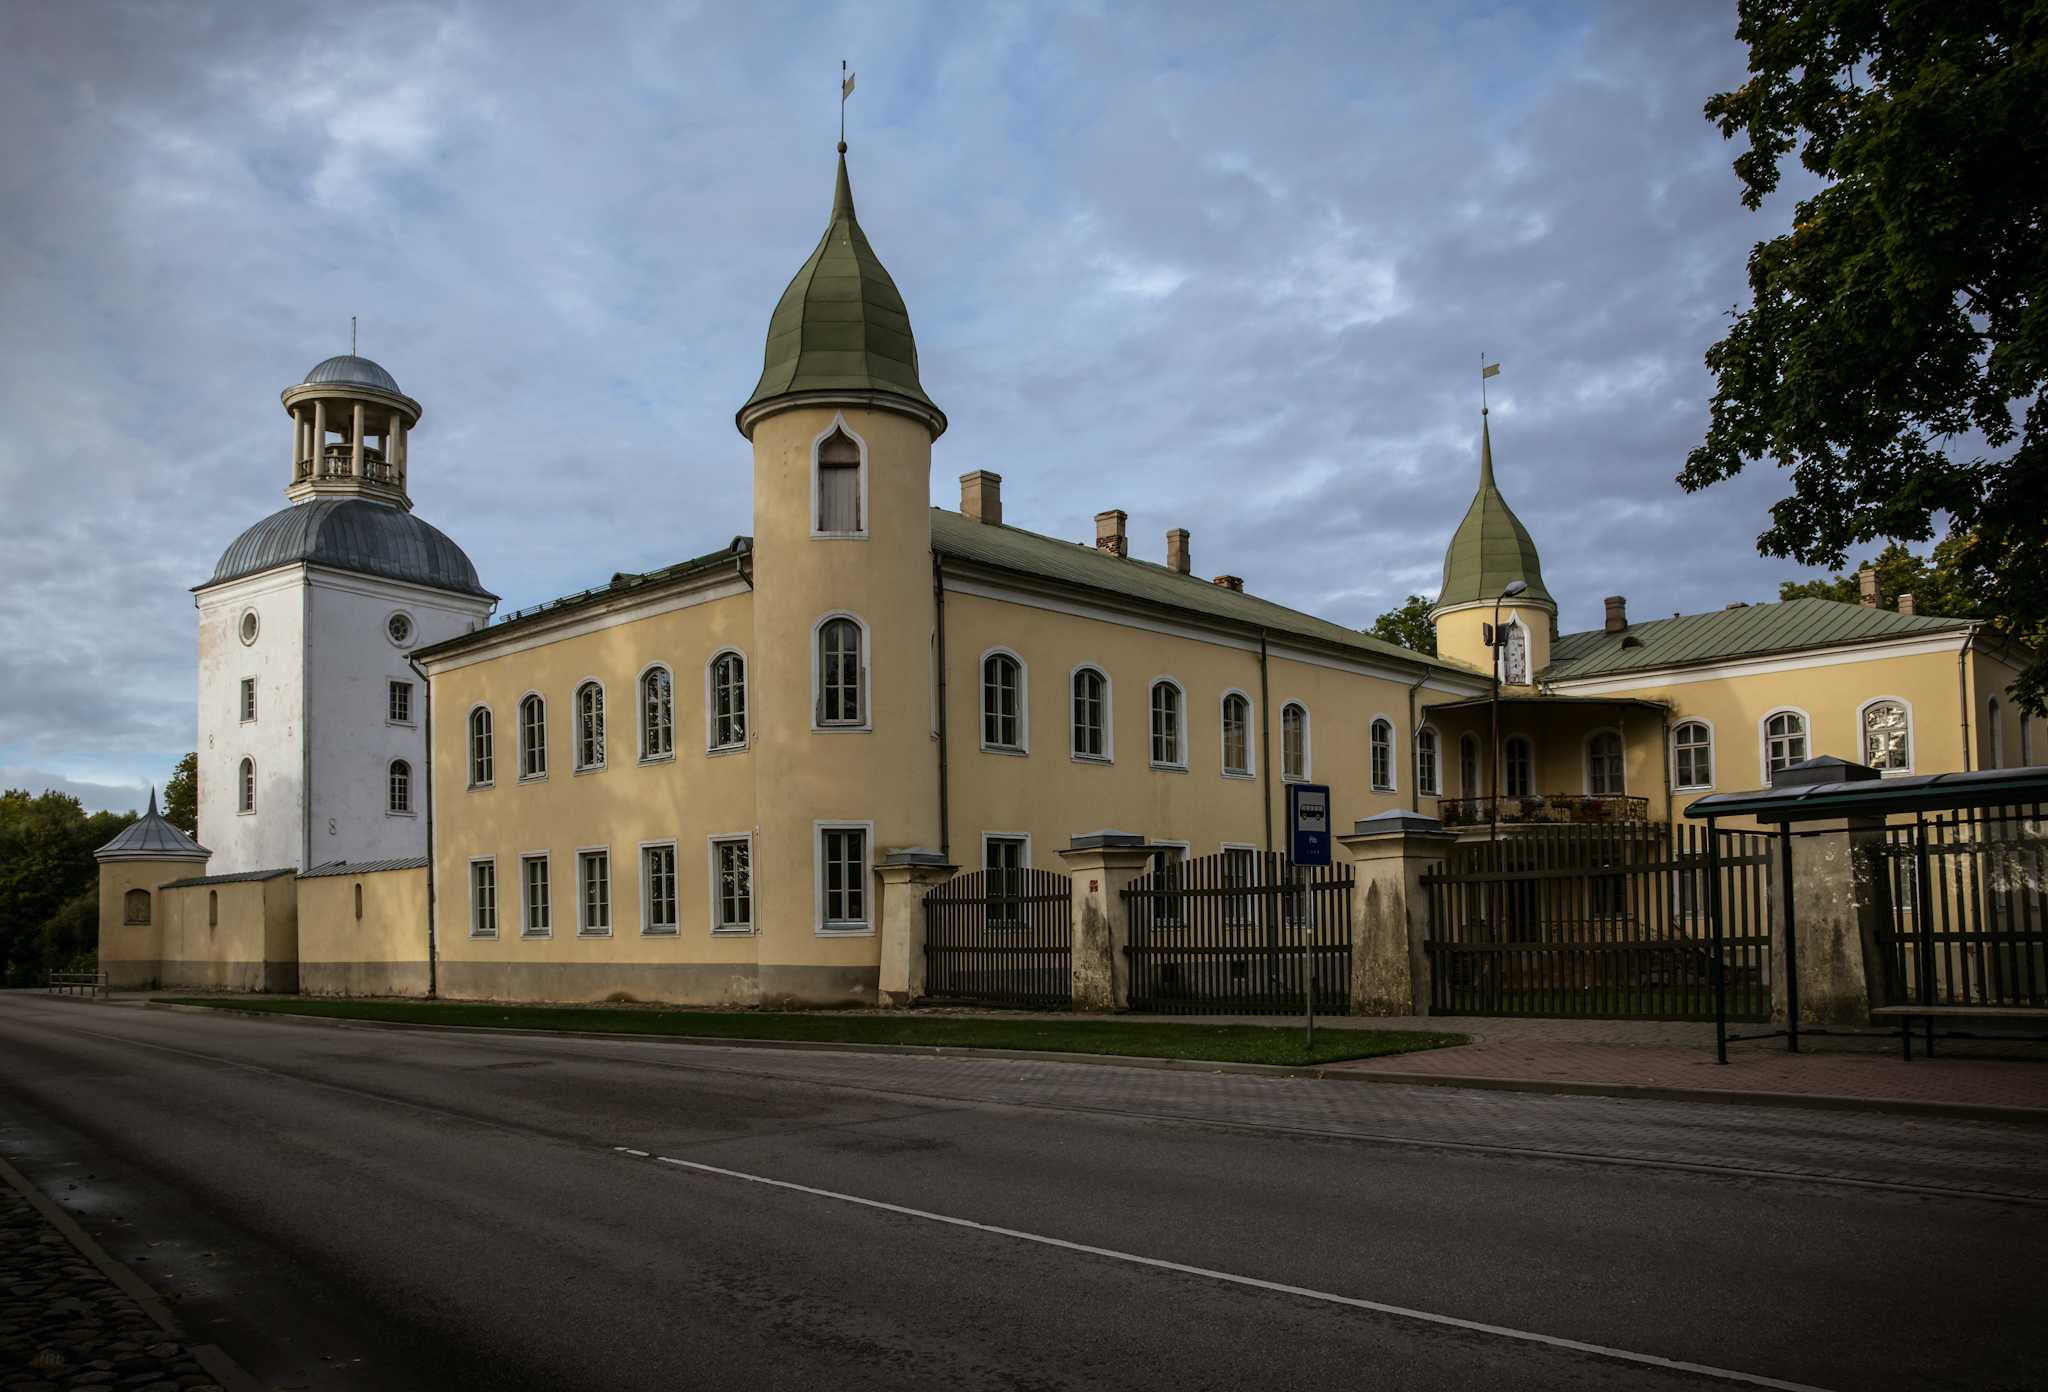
(1, 993, 2044, 1392)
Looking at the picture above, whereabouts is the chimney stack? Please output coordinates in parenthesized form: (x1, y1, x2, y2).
(1213, 575, 1244, 592)
(1094, 509, 1128, 558)
(958, 470, 1002, 525)
(1166, 529, 1191, 575)
(1859, 566, 1879, 607)
(1604, 595, 1627, 634)
(1898, 592, 1916, 617)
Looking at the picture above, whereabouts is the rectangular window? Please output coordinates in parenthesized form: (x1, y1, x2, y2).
(985, 836, 1027, 927)
(470, 859, 498, 938)
(578, 850, 611, 936)
(819, 826, 869, 931)
(1222, 846, 1257, 924)
(389, 680, 413, 724)
(713, 837, 753, 932)
(641, 843, 677, 935)
(818, 460, 861, 533)
(240, 677, 257, 723)
(521, 855, 551, 936)
(1150, 842, 1189, 926)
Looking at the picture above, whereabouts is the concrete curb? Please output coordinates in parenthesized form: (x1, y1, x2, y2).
(0, 1151, 262, 1392)
(146, 1000, 2048, 1125)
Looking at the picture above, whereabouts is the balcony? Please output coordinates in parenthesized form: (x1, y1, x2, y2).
(295, 445, 401, 487)
(1439, 794, 1650, 828)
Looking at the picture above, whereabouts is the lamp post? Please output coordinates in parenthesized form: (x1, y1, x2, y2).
(1489, 579, 1528, 840)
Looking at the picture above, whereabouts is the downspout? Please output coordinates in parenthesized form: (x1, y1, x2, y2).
(407, 653, 436, 998)
(1957, 625, 1977, 772)
(1406, 672, 1427, 812)
(1258, 629, 1274, 855)
(933, 553, 951, 860)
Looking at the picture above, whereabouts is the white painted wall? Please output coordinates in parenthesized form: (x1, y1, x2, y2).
(196, 570, 308, 874)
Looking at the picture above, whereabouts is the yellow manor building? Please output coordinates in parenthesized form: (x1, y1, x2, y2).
(99, 142, 2035, 1006)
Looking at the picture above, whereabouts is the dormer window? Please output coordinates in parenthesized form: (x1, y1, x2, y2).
(815, 426, 864, 535)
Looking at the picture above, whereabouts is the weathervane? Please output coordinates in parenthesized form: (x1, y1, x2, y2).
(1480, 352, 1500, 414)
(840, 60, 855, 149)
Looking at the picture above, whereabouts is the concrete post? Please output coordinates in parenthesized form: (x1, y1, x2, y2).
(387, 410, 401, 482)
(312, 399, 326, 475)
(351, 401, 366, 478)
(1338, 812, 1459, 1015)
(1057, 832, 1154, 1011)
(874, 850, 954, 1007)
(1783, 818, 1887, 1025)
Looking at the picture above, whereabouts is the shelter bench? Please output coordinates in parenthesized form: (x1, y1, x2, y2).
(1870, 1004, 2048, 1060)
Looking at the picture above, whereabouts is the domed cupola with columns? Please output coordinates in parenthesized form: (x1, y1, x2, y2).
(283, 353, 422, 508)
(1430, 410, 1558, 683)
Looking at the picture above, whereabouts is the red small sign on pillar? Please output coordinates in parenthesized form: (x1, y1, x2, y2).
(1089, 878, 1099, 892)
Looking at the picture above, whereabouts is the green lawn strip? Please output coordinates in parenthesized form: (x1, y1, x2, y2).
(154, 997, 1465, 1067)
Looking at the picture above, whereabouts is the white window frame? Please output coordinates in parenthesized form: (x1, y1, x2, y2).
(1858, 696, 1914, 776)
(520, 852, 552, 938)
(573, 678, 607, 772)
(387, 679, 414, 727)
(1149, 677, 1188, 771)
(705, 647, 749, 753)
(1069, 663, 1113, 764)
(814, 819, 876, 935)
(811, 612, 872, 733)
(1218, 689, 1255, 779)
(1416, 724, 1441, 796)
(387, 758, 415, 817)
(979, 646, 1029, 754)
(1503, 733, 1536, 799)
(1501, 620, 1531, 685)
(1369, 715, 1397, 792)
(518, 691, 548, 781)
(638, 663, 675, 764)
(1280, 700, 1311, 782)
(1671, 718, 1715, 792)
(1583, 727, 1626, 797)
(639, 839, 679, 936)
(810, 412, 871, 540)
(1220, 841, 1259, 925)
(468, 856, 498, 939)
(1760, 707, 1812, 785)
(1149, 840, 1192, 926)
(239, 677, 257, 724)
(708, 833, 755, 934)
(981, 832, 1032, 929)
(237, 756, 256, 815)
(576, 845, 612, 937)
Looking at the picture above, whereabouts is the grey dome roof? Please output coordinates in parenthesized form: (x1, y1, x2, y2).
(304, 354, 402, 395)
(96, 790, 209, 863)
(208, 498, 493, 598)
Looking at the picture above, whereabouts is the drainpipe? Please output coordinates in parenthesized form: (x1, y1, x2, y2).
(1258, 629, 1273, 856)
(933, 553, 951, 860)
(407, 654, 436, 998)
(1406, 672, 1427, 812)
(1957, 625, 1977, 771)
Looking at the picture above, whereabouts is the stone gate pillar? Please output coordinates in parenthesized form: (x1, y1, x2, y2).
(1056, 832, 1154, 1012)
(875, 850, 954, 1008)
(1338, 812, 1459, 1015)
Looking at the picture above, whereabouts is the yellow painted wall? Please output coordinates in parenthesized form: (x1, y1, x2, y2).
(1432, 601, 1553, 681)
(156, 875, 297, 992)
(96, 861, 184, 989)
(298, 865, 430, 995)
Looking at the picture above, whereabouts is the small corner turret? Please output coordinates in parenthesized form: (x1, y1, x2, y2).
(1430, 410, 1557, 681)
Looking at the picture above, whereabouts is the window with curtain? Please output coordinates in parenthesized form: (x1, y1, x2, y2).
(983, 654, 1022, 750)
(1150, 682, 1183, 766)
(1587, 731, 1624, 795)
(1673, 721, 1712, 790)
(1282, 703, 1307, 780)
(1370, 719, 1394, 790)
(816, 428, 862, 533)
(711, 652, 746, 749)
(818, 619, 864, 725)
(1504, 735, 1534, 798)
(1072, 667, 1107, 759)
(1862, 700, 1909, 771)
(1222, 693, 1250, 775)
(641, 667, 673, 760)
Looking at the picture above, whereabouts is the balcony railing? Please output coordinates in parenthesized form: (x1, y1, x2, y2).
(1439, 793, 1650, 828)
(296, 446, 401, 486)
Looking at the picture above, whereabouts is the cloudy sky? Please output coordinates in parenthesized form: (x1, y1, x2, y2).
(0, 0, 1825, 813)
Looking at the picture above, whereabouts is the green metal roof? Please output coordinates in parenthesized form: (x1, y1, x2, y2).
(1544, 596, 1972, 683)
(737, 148, 942, 437)
(1435, 414, 1551, 610)
(931, 510, 1470, 676)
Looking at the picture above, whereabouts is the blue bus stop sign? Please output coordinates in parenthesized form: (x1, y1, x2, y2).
(1288, 782, 1332, 866)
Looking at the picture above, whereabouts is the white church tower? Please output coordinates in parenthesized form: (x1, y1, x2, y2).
(193, 354, 496, 874)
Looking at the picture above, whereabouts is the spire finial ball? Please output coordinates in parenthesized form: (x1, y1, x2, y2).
(838, 140, 848, 154)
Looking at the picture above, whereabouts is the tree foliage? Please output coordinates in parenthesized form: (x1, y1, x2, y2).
(1778, 537, 1983, 616)
(0, 789, 135, 986)
(165, 752, 198, 835)
(1367, 594, 1439, 656)
(1684, 0, 2047, 711)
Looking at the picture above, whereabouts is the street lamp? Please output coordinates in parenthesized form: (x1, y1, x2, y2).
(1489, 579, 1528, 839)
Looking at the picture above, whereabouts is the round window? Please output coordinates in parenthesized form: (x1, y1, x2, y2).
(239, 610, 259, 646)
(386, 612, 414, 647)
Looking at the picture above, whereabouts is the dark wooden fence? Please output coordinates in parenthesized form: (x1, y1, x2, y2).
(1123, 851, 1352, 1014)
(1877, 805, 2047, 1009)
(923, 867, 1073, 1008)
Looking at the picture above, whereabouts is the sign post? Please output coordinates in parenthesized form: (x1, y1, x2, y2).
(1287, 783, 1332, 1050)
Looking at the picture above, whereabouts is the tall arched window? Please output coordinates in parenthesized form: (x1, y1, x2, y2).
(575, 682, 606, 770)
(1370, 718, 1395, 791)
(1503, 735, 1534, 798)
(1460, 733, 1481, 797)
(1587, 730, 1624, 795)
(641, 667, 673, 760)
(520, 694, 547, 778)
(1673, 720, 1712, 790)
(709, 651, 747, 750)
(817, 617, 865, 727)
(982, 652, 1024, 751)
(814, 425, 864, 535)
(123, 889, 150, 925)
(468, 706, 494, 787)
(1072, 667, 1108, 760)
(1416, 727, 1440, 795)
(1221, 692, 1251, 775)
(388, 759, 412, 814)
(1282, 703, 1308, 781)
(1149, 681, 1184, 767)
(1861, 699, 1910, 772)
(1987, 698, 2003, 770)
(238, 757, 255, 813)
(1764, 710, 1807, 783)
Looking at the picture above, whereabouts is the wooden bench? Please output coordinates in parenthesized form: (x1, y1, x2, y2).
(1870, 1004, 2048, 1060)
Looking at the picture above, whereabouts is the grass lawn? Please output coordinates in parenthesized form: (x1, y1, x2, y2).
(153, 997, 1466, 1067)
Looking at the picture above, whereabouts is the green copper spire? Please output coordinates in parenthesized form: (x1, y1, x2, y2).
(1434, 412, 1552, 609)
(736, 144, 945, 438)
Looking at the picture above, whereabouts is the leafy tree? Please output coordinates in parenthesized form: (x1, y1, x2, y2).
(1367, 594, 1438, 656)
(1778, 537, 1984, 616)
(0, 789, 134, 985)
(164, 752, 198, 835)
(1682, 0, 2047, 712)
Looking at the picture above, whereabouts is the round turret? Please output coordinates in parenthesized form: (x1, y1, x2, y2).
(280, 351, 423, 508)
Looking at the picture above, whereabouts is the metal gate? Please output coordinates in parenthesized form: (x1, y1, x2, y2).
(1421, 823, 1775, 1020)
(1877, 805, 2047, 1009)
(923, 867, 1072, 1008)
(1124, 850, 1352, 1014)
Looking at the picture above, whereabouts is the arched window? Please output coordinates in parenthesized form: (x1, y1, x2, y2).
(1504, 735, 1534, 798)
(1587, 730, 1625, 796)
(709, 651, 747, 749)
(1071, 667, 1109, 760)
(1221, 692, 1251, 776)
(1370, 718, 1395, 791)
(123, 889, 150, 925)
(468, 706, 494, 787)
(814, 425, 864, 535)
(817, 618, 866, 727)
(1503, 623, 1530, 685)
(1149, 681, 1184, 767)
(388, 759, 412, 814)
(1861, 699, 1910, 772)
(641, 667, 673, 760)
(1764, 710, 1807, 783)
(574, 682, 606, 770)
(1673, 720, 1713, 790)
(1282, 703, 1308, 781)
(238, 757, 255, 814)
(1416, 727, 1440, 795)
(982, 652, 1024, 751)
(1460, 733, 1481, 797)
(520, 694, 547, 778)
(1987, 698, 2003, 770)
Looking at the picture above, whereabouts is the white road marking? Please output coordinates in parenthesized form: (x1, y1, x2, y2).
(612, 1145, 1832, 1392)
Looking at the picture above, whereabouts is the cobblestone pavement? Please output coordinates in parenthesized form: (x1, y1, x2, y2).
(0, 1182, 221, 1392)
